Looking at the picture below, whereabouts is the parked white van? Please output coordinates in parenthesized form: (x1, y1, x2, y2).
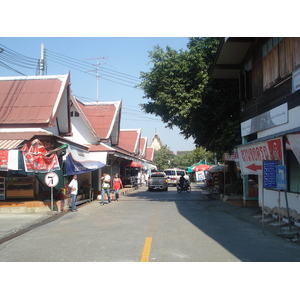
(164, 168, 190, 186)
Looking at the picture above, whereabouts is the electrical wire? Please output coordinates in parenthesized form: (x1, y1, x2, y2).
(0, 44, 38, 69)
(45, 48, 141, 88)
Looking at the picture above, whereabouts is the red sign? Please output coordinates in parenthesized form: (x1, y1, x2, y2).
(44, 172, 59, 187)
(22, 139, 60, 173)
(237, 138, 283, 175)
(0, 150, 8, 171)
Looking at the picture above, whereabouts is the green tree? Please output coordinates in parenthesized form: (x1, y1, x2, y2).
(172, 153, 193, 169)
(153, 145, 173, 170)
(190, 146, 215, 165)
(139, 37, 241, 158)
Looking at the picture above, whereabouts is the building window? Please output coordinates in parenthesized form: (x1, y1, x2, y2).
(262, 37, 284, 58)
(70, 111, 79, 117)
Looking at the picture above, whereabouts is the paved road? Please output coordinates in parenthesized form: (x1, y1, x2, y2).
(0, 184, 300, 262)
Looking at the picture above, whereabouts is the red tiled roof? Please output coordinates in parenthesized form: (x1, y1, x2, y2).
(0, 75, 69, 127)
(87, 143, 115, 152)
(118, 129, 141, 154)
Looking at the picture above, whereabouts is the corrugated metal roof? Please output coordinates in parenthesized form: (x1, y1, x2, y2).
(118, 129, 141, 154)
(0, 76, 67, 126)
(76, 100, 118, 139)
(0, 139, 23, 149)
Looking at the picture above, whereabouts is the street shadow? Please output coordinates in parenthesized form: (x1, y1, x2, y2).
(124, 185, 300, 262)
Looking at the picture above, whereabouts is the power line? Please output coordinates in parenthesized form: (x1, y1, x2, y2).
(45, 48, 141, 88)
(0, 44, 38, 75)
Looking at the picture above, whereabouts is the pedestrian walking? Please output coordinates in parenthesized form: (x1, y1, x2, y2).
(113, 173, 123, 201)
(101, 172, 111, 205)
(68, 174, 78, 212)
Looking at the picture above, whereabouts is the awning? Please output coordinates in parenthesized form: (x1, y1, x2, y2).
(0, 139, 23, 171)
(287, 134, 300, 164)
(124, 161, 144, 168)
(0, 139, 23, 150)
(65, 145, 106, 175)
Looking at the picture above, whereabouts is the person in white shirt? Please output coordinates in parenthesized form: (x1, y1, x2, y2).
(100, 172, 111, 205)
(68, 174, 78, 212)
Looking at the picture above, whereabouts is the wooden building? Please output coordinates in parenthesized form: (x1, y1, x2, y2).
(211, 37, 300, 222)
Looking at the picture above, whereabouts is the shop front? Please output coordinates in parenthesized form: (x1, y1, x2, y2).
(0, 135, 106, 212)
(237, 135, 300, 221)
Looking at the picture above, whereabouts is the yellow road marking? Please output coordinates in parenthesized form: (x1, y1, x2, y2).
(140, 237, 152, 262)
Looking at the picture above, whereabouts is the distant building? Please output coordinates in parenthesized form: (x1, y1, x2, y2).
(149, 131, 164, 151)
(177, 151, 192, 156)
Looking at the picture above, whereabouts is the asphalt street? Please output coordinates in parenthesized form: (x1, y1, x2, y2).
(1, 183, 300, 262)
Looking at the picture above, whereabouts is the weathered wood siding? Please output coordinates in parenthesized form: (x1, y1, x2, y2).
(241, 37, 300, 123)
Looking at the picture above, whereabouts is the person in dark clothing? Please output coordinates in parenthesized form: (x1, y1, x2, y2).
(179, 174, 186, 189)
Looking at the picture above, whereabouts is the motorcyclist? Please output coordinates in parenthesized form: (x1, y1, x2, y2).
(179, 174, 186, 190)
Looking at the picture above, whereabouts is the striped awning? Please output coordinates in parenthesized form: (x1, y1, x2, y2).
(0, 139, 23, 150)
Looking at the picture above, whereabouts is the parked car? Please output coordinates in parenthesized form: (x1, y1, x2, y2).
(148, 172, 168, 191)
(164, 168, 190, 186)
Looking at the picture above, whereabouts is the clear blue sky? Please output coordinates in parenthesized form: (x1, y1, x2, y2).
(0, 37, 196, 153)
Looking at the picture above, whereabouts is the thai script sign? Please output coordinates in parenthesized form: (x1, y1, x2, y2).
(237, 137, 283, 175)
(263, 160, 279, 188)
(21, 139, 60, 173)
(241, 103, 288, 137)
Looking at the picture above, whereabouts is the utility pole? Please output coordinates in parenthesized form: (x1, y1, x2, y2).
(39, 43, 46, 75)
(83, 56, 108, 102)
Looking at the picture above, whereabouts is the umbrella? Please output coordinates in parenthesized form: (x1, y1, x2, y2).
(192, 164, 211, 172)
(124, 161, 144, 168)
(208, 165, 227, 172)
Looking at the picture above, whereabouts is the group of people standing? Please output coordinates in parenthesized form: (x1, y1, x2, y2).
(68, 173, 123, 211)
(100, 172, 123, 205)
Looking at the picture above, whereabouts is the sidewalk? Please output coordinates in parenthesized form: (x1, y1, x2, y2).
(0, 185, 139, 242)
(197, 182, 300, 242)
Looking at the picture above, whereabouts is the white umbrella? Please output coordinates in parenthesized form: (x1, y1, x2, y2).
(209, 165, 227, 172)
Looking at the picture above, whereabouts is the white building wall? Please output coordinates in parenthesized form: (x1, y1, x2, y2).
(67, 116, 96, 145)
(255, 105, 300, 221)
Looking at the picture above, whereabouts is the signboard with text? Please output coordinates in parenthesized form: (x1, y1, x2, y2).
(263, 160, 279, 188)
(276, 165, 287, 190)
(237, 137, 283, 175)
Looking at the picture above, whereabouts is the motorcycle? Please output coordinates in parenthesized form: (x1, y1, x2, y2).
(177, 181, 191, 193)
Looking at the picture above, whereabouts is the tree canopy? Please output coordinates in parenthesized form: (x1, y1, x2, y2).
(139, 37, 241, 158)
(153, 145, 215, 170)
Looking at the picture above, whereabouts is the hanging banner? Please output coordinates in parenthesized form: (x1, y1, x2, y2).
(65, 145, 106, 175)
(237, 137, 283, 175)
(22, 139, 60, 173)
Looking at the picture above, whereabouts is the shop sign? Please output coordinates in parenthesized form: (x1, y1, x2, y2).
(241, 103, 288, 137)
(0, 150, 19, 171)
(237, 137, 283, 175)
(0, 150, 8, 171)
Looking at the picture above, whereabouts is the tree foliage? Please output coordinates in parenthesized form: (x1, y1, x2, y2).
(153, 145, 173, 170)
(139, 37, 241, 158)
